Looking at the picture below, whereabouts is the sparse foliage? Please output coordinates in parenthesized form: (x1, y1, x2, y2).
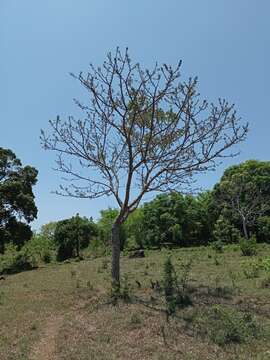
(41, 48, 247, 285)
(163, 257, 192, 319)
(197, 305, 260, 346)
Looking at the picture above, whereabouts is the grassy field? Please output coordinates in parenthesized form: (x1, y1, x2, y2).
(0, 245, 270, 360)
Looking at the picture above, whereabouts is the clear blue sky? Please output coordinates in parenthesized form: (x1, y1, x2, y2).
(1, 0, 269, 229)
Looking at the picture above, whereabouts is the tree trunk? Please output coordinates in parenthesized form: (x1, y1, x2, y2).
(76, 236, 80, 258)
(111, 221, 121, 285)
(242, 218, 249, 239)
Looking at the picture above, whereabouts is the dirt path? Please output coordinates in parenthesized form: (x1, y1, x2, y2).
(29, 314, 64, 360)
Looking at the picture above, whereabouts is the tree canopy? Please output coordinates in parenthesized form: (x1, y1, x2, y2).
(212, 160, 270, 239)
(0, 148, 38, 252)
(54, 214, 97, 261)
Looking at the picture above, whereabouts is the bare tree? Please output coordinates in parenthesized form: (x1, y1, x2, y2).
(41, 48, 248, 286)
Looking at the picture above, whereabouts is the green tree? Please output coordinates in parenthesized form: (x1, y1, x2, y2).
(97, 208, 126, 250)
(123, 207, 144, 249)
(142, 192, 186, 248)
(54, 214, 97, 261)
(257, 216, 270, 243)
(39, 221, 58, 241)
(212, 160, 270, 239)
(140, 191, 213, 248)
(213, 214, 241, 244)
(0, 148, 38, 252)
(181, 193, 213, 246)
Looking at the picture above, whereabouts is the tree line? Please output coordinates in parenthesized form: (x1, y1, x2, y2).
(94, 159, 270, 251)
(1, 143, 269, 269)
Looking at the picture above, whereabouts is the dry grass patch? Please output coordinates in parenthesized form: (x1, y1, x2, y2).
(0, 245, 270, 359)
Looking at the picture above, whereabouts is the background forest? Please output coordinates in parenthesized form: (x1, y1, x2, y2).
(1, 149, 269, 274)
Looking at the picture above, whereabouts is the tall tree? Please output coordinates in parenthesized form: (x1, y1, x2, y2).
(141, 192, 186, 248)
(212, 160, 270, 239)
(0, 148, 38, 251)
(141, 191, 214, 248)
(41, 48, 247, 286)
(54, 214, 97, 261)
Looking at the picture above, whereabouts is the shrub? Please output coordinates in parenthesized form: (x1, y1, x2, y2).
(23, 234, 55, 264)
(110, 274, 132, 304)
(257, 216, 270, 243)
(163, 257, 192, 318)
(242, 259, 261, 279)
(121, 275, 132, 302)
(0, 243, 37, 274)
(198, 305, 260, 346)
(0, 243, 19, 273)
(239, 235, 257, 256)
(260, 257, 270, 287)
(163, 257, 177, 316)
(213, 215, 241, 244)
(178, 258, 193, 293)
(0, 234, 55, 274)
(211, 240, 224, 253)
(84, 238, 110, 259)
(261, 257, 270, 272)
(228, 270, 238, 291)
(261, 276, 270, 288)
(129, 312, 142, 327)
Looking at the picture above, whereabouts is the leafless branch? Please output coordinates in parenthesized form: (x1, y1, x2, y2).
(41, 48, 248, 223)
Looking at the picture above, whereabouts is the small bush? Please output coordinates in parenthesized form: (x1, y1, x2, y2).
(0, 244, 19, 274)
(163, 257, 192, 318)
(239, 236, 257, 256)
(110, 275, 132, 304)
(129, 312, 142, 327)
(242, 259, 261, 279)
(22, 234, 55, 264)
(228, 270, 238, 289)
(261, 257, 270, 272)
(213, 215, 241, 244)
(178, 259, 193, 292)
(213, 254, 221, 266)
(0, 243, 37, 274)
(197, 305, 260, 346)
(163, 257, 177, 316)
(121, 275, 132, 302)
(260, 257, 270, 287)
(211, 240, 224, 253)
(101, 259, 109, 270)
(261, 276, 270, 288)
(84, 238, 110, 259)
(175, 293, 192, 307)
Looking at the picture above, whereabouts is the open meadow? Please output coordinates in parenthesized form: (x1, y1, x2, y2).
(2, 1, 270, 359)
(1, 244, 270, 360)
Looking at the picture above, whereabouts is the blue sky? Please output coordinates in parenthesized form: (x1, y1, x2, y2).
(1, 0, 269, 229)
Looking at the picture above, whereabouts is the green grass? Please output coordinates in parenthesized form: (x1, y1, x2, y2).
(1, 244, 270, 359)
